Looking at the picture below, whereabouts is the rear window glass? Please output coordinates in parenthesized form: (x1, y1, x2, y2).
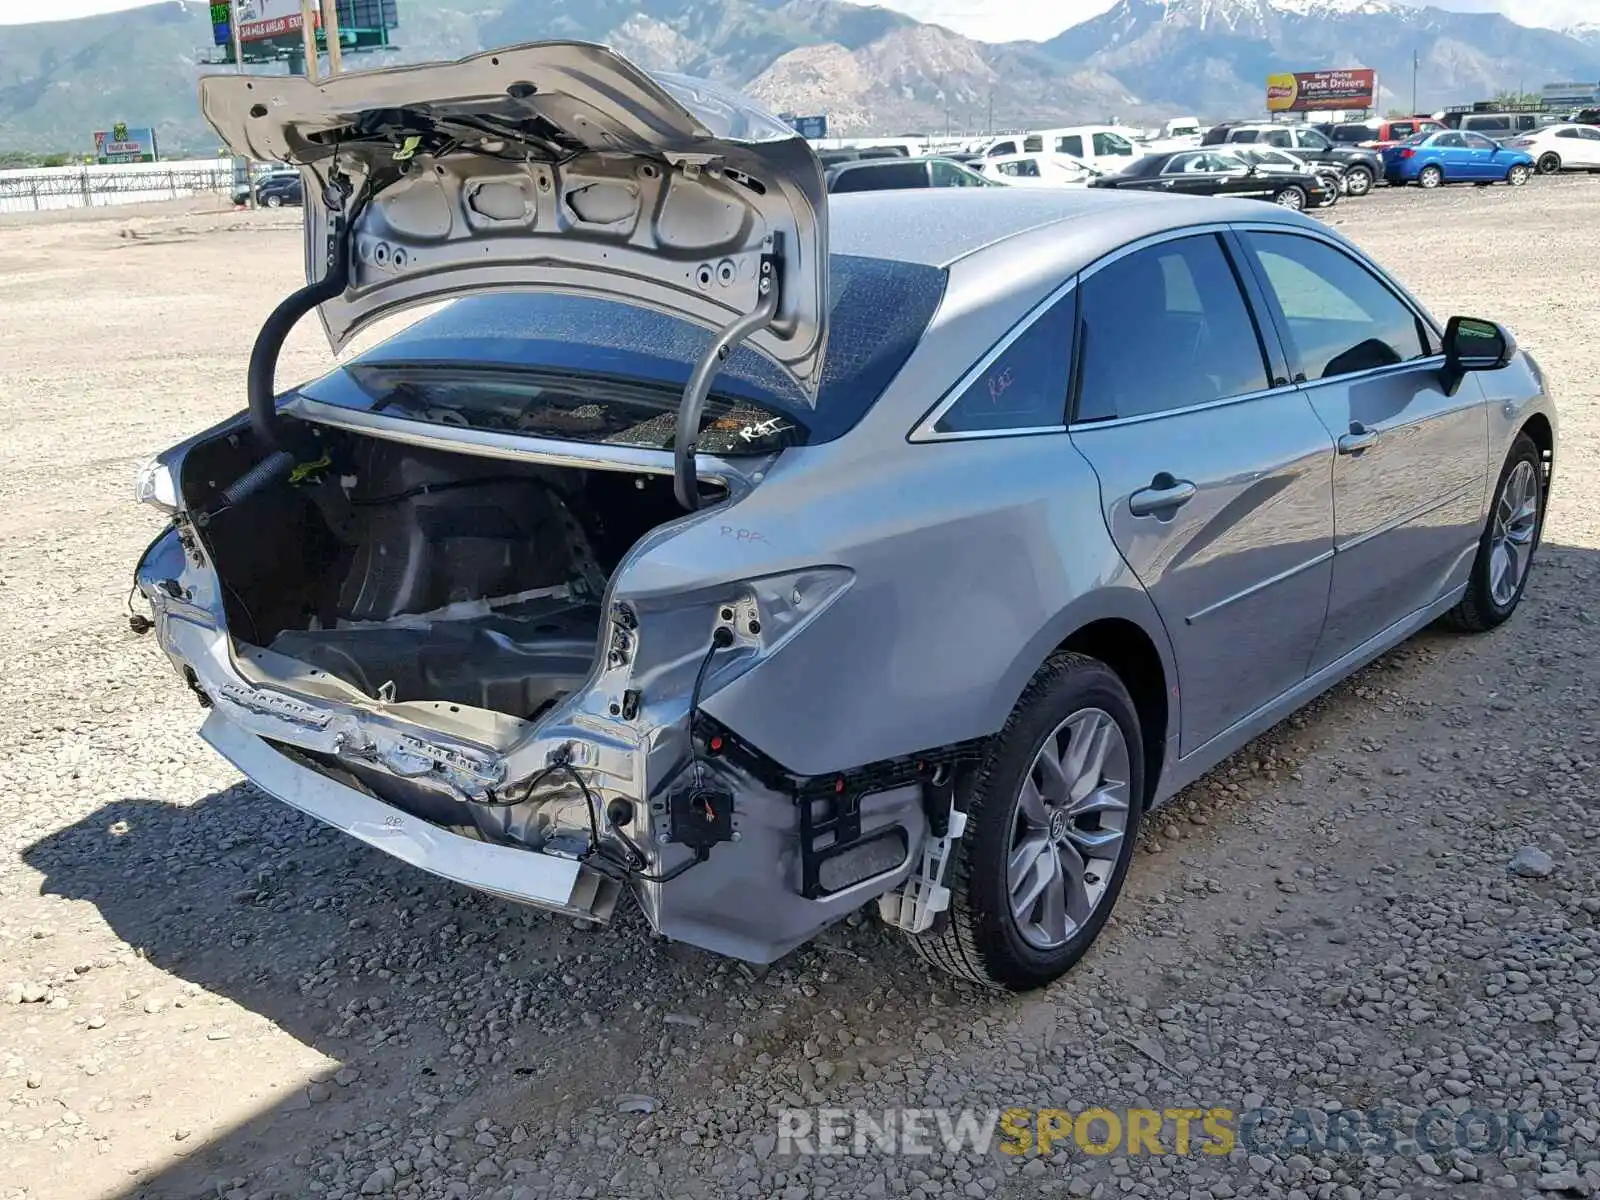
(298, 254, 948, 448)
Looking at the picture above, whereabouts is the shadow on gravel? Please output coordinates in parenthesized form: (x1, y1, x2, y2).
(24, 780, 924, 1198)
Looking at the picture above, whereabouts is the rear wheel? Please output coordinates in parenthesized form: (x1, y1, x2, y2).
(1419, 165, 1444, 189)
(264, 194, 283, 208)
(1315, 175, 1340, 207)
(1343, 165, 1374, 196)
(905, 652, 1144, 991)
(1274, 184, 1307, 210)
(1441, 434, 1544, 633)
(1536, 152, 1561, 174)
(1507, 163, 1531, 187)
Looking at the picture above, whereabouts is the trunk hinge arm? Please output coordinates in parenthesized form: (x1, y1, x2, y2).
(673, 238, 783, 512)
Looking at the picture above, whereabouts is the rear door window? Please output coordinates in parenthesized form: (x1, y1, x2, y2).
(1076, 235, 1271, 422)
(1057, 135, 1084, 157)
(1242, 232, 1431, 381)
(930, 159, 983, 186)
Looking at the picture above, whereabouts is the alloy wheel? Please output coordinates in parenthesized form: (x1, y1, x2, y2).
(1006, 708, 1131, 951)
(1420, 166, 1443, 189)
(1276, 186, 1306, 210)
(1508, 165, 1530, 186)
(1537, 153, 1560, 175)
(1345, 167, 1372, 196)
(1489, 459, 1539, 607)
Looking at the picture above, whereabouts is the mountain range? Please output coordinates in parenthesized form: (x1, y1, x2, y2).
(1, 0, 1598, 154)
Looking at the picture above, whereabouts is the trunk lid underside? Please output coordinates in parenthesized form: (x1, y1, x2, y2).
(197, 40, 830, 400)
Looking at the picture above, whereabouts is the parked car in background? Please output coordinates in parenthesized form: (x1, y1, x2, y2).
(1205, 123, 1381, 196)
(816, 147, 911, 170)
(1382, 130, 1535, 188)
(1320, 118, 1446, 150)
(139, 43, 1556, 994)
(1089, 148, 1334, 210)
(1228, 146, 1345, 207)
(1042, 126, 1145, 173)
(825, 156, 998, 193)
(975, 133, 1045, 158)
(1504, 123, 1600, 174)
(978, 153, 1100, 188)
(230, 164, 294, 206)
(254, 170, 303, 208)
(1439, 111, 1544, 142)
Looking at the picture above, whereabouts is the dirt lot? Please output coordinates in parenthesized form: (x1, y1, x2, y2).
(1, 179, 1597, 1200)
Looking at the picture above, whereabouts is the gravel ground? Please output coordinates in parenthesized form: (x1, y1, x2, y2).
(1, 178, 1597, 1200)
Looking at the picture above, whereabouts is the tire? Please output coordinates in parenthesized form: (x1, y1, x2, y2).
(905, 652, 1145, 991)
(1343, 165, 1373, 196)
(1536, 152, 1561, 175)
(1507, 164, 1531, 187)
(1440, 434, 1545, 634)
(1274, 184, 1307, 210)
(1315, 176, 1340, 207)
(264, 194, 283, 208)
(1419, 165, 1444, 189)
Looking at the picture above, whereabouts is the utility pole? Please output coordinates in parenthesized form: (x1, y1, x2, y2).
(231, 1, 253, 209)
(1411, 50, 1419, 115)
(322, 0, 343, 75)
(230, 0, 245, 73)
(299, 0, 321, 81)
(987, 89, 994, 135)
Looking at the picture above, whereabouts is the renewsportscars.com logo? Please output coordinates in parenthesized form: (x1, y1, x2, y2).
(776, 1106, 1566, 1158)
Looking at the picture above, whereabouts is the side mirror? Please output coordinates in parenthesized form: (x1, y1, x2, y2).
(1442, 315, 1516, 395)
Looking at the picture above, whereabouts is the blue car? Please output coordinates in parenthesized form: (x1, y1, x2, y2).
(1382, 130, 1535, 190)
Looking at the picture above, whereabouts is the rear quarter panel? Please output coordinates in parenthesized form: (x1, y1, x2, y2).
(662, 431, 1171, 776)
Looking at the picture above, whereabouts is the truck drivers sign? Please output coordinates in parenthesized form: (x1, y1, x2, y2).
(1266, 69, 1377, 113)
(93, 123, 159, 164)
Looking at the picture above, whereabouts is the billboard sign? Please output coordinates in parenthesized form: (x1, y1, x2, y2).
(787, 115, 828, 140)
(94, 123, 159, 164)
(1543, 81, 1600, 107)
(211, 0, 321, 46)
(213, 1, 396, 48)
(1266, 68, 1377, 113)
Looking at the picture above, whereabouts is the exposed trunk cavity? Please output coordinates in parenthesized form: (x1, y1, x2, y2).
(181, 423, 719, 721)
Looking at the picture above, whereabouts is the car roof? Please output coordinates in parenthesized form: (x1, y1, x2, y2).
(828, 187, 1317, 270)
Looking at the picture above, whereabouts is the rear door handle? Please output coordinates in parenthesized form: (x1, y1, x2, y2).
(1337, 423, 1380, 455)
(1129, 475, 1197, 517)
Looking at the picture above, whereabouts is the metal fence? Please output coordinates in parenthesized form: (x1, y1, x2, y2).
(0, 159, 240, 215)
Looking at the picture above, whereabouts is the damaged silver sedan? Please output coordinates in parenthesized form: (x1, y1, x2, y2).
(133, 42, 1554, 990)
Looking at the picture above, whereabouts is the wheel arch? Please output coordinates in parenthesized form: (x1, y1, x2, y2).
(1520, 410, 1555, 489)
(994, 588, 1177, 811)
(1056, 618, 1171, 809)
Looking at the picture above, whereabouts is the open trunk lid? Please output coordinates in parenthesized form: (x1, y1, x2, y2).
(198, 41, 830, 401)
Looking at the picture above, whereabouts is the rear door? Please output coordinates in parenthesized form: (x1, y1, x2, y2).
(1235, 228, 1488, 670)
(1068, 230, 1336, 754)
(1431, 131, 1468, 176)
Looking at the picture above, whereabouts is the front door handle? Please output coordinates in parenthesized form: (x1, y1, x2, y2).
(1337, 422, 1380, 455)
(1129, 474, 1197, 517)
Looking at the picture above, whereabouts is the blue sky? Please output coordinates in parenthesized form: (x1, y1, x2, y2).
(0, 0, 1589, 36)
